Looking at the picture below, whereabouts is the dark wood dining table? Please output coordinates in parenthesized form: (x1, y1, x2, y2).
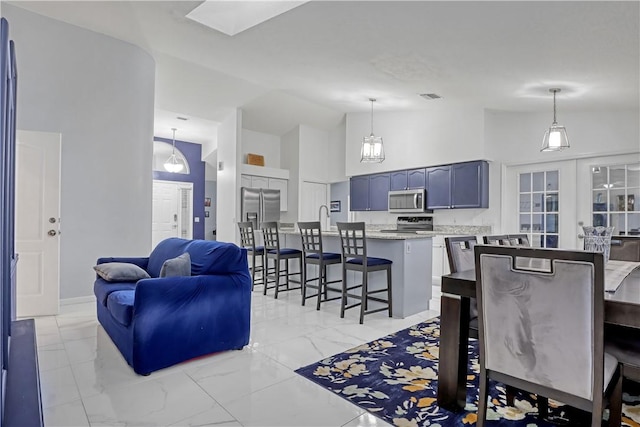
(436, 265, 640, 412)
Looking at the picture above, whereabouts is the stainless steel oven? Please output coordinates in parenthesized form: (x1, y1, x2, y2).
(388, 189, 427, 213)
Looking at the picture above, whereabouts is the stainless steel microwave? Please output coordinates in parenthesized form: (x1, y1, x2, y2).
(388, 189, 427, 213)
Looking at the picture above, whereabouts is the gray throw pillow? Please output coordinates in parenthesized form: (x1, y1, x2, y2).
(93, 262, 150, 282)
(160, 252, 191, 278)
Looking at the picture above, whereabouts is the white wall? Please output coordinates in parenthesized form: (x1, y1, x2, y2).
(216, 110, 242, 243)
(241, 129, 281, 168)
(328, 116, 347, 183)
(345, 105, 486, 176)
(280, 127, 300, 224)
(299, 125, 329, 182)
(5, 5, 155, 300)
(485, 110, 640, 163)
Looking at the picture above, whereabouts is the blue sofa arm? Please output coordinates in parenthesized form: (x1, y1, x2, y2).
(97, 257, 149, 270)
(130, 273, 251, 374)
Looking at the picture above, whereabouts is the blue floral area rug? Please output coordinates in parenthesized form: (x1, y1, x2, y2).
(295, 317, 640, 426)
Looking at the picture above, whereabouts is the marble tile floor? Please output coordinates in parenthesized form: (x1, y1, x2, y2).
(32, 289, 439, 427)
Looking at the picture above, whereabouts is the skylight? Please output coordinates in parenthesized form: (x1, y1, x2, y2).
(186, 1, 309, 37)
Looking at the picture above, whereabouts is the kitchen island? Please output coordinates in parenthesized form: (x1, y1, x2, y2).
(279, 228, 432, 318)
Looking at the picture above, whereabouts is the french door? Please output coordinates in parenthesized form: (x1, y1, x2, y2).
(504, 154, 640, 250)
(503, 160, 577, 249)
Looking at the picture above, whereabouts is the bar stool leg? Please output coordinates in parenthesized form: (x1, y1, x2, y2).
(250, 253, 256, 291)
(340, 266, 347, 318)
(274, 257, 281, 299)
(301, 260, 307, 306)
(263, 256, 270, 296)
(284, 258, 290, 290)
(359, 271, 367, 324)
(387, 266, 393, 318)
(316, 263, 324, 311)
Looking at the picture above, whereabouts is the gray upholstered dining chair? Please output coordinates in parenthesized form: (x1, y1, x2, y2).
(445, 236, 521, 406)
(483, 234, 531, 247)
(609, 235, 640, 262)
(444, 235, 479, 334)
(482, 234, 510, 245)
(475, 245, 622, 427)
(605, 235, 640, 383)
(298, 221, 342, 310)
(506, 234, 530, 246)
(336, 222, 392, 324)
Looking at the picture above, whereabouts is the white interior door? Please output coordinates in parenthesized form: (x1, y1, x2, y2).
(299, 181, 328, 227)
(152, 180, 193, 248)
(15, 130, 61, 317)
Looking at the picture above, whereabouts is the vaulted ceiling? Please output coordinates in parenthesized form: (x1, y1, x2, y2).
(9, 1, 640, 142)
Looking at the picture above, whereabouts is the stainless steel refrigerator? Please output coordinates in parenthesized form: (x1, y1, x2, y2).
(240, 187, 281, 228)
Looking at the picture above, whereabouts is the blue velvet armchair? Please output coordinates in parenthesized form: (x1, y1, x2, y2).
(93, 238, 251, 375)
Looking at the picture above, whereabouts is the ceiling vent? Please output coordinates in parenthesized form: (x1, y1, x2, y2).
(419, 93, 442, 100)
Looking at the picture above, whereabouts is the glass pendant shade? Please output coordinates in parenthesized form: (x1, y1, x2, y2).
(164, 153, 184, 173)
(541, 88, 570, 152)
(360, 98, 385, 163)
(361, 134, 385, 163)
(164, 128, 185, 173)
(541, 122, 569, 152)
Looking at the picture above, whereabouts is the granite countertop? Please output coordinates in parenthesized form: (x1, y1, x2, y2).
(278, 227, 433, 240)
(278, 223, 491, 240)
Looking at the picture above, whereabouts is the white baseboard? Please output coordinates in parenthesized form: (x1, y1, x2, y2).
(60, 295, 96, 306)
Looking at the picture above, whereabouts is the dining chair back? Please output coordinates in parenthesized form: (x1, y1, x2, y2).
(444, 236, 478, 273)
(298, 221, 342, 309)
(336, 222, 392, 324)
(237, 221, 265, 290)
(482, 234, 510, 245)
(609, 235, 640, 262)
(475, 245, 622, 427)
(507, 234, 530, 246)
(261, 221, 302, 298)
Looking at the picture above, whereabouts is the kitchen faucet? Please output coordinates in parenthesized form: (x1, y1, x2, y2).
(318, 204, 329, 229)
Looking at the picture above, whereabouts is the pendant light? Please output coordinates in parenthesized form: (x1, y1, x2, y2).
(360, 98, 385, 163)
(164, 128, 184, 173)
(541, 88, 570, 152)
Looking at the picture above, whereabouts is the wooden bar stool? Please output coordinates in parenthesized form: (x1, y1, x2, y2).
(298, 221, 342, 310)
(261, 221, 302, 299)
(237, 221, 265, 291)
(336, 222, 392, 324)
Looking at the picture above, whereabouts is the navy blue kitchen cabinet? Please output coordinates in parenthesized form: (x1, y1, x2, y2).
(426, 161, 489, 209)
(349, 173, 390, 211)
(407, 168, 426, 189)
(350, 175, 370, 211)
(369, 173, 390, 210)
(426, 165, 452, 209)
(389, 171, 408, 191)
(451, 161, 489, 208)
(390, 168, 425, 190)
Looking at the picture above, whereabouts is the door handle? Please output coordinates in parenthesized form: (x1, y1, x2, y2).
(48, 230, 57, 236)
(578, 234, 584, 239)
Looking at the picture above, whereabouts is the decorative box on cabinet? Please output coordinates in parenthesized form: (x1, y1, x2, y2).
(349, 173, 390, 211)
